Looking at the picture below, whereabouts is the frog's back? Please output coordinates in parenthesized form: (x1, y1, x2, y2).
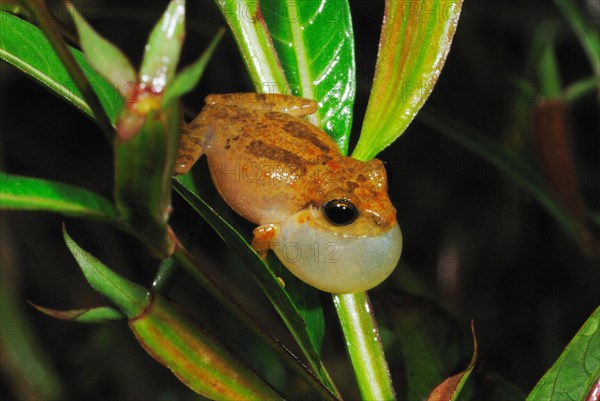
(202, 106, 341, 225)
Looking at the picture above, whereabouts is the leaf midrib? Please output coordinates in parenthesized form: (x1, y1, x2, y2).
(285, 0, 318, 125)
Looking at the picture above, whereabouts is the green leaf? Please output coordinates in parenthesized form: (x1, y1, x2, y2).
(262, 0, 356, 154)
(352, 0, 463, 161)
(140, 0, 185, 92)
(68, 2, 136, 98)
(418, 108, 584, 248)
(29, 303, 125, 323)
(385, 292, 466, 401)
(333, 292, 396, 400)
(0, 11, 123, 124)
(0, 172, 120, 222)
(527, 306, 600, 401)
(172, 174, 339, 398)
(171, 247, 339, 401)
(162, 27, 225, 107)
(63, 226, 148, 318)
(151, 256, 180, 293)
(131, 294, 284, 400)
(267, 253, 325, 356)
(63, 228, 283, 399)
(554, 0, 600, 77)
(564, 76, 599, 103)
(214, 0, 289, 92)
(114, 102, 180, 256)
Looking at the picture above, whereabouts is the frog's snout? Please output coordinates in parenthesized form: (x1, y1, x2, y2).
(272, 216, 402, 293)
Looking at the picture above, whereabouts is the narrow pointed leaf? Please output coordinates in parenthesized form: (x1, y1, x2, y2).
(68, 3, 136, 98)
(353, 0, 463, 161)
(564, 76, 599, 103)
(0, 11, 122, 123)
(17, 0, 114, 137)
(131, 295, 283, 400)
(63, 228, 283, 399)
(262, 0, 356, 154)
(526, 306, 600, 401)
(151, 255, 179, 293)
(162, 27, 225, 107)
(214, 0, 289, 92)
(173, 175, 339, 398)
(139, 0, 185, 92)
(63, 226, 148, 317)
(554, 0, 600, 77)
(171, 247, 339, 401)
(427, 321, 478, 401)
(0, 172, 120, 222)
(267, 252, 325, 357)
(29, 303, 125, 323)
(333, 292, 396, 400)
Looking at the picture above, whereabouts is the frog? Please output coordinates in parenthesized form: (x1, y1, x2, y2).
(176, 93, 402, 294)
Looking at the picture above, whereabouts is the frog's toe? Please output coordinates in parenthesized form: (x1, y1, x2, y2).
(251, 224, 279, 260)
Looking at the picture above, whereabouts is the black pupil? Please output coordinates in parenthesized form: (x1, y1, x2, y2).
(323, 199, 357, 226)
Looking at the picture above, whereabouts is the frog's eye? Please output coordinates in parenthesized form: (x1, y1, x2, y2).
(322, 199, 358, 226)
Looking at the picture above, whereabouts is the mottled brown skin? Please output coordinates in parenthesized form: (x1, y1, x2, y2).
(176, 93, 397, 238)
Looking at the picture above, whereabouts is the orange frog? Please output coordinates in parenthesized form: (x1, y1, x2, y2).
(176, 93, 402, 293)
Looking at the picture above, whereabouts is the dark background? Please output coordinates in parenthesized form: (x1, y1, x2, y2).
(1, 0, 599, 400)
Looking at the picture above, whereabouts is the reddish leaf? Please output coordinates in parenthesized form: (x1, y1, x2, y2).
(29, 302, 125, 323)
(586, 375, 600, 401)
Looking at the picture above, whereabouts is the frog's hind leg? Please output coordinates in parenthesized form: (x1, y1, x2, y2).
(205, 93, 318, 117)
(175, 118, 208, 175)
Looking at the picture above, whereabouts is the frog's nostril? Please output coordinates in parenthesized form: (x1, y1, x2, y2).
(381, 160, 395, 186)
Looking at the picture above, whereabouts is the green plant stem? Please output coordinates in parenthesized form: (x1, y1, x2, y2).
(538, 40, 562, 99)
(172, 247, 340, 401)
(18, 0, 113, 138)
(333, 292, 396, 400)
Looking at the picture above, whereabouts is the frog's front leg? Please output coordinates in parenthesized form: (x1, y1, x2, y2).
(175, 126, 202, 175)
(205, 93, 318, 117)
(252, 224, 287, 287)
